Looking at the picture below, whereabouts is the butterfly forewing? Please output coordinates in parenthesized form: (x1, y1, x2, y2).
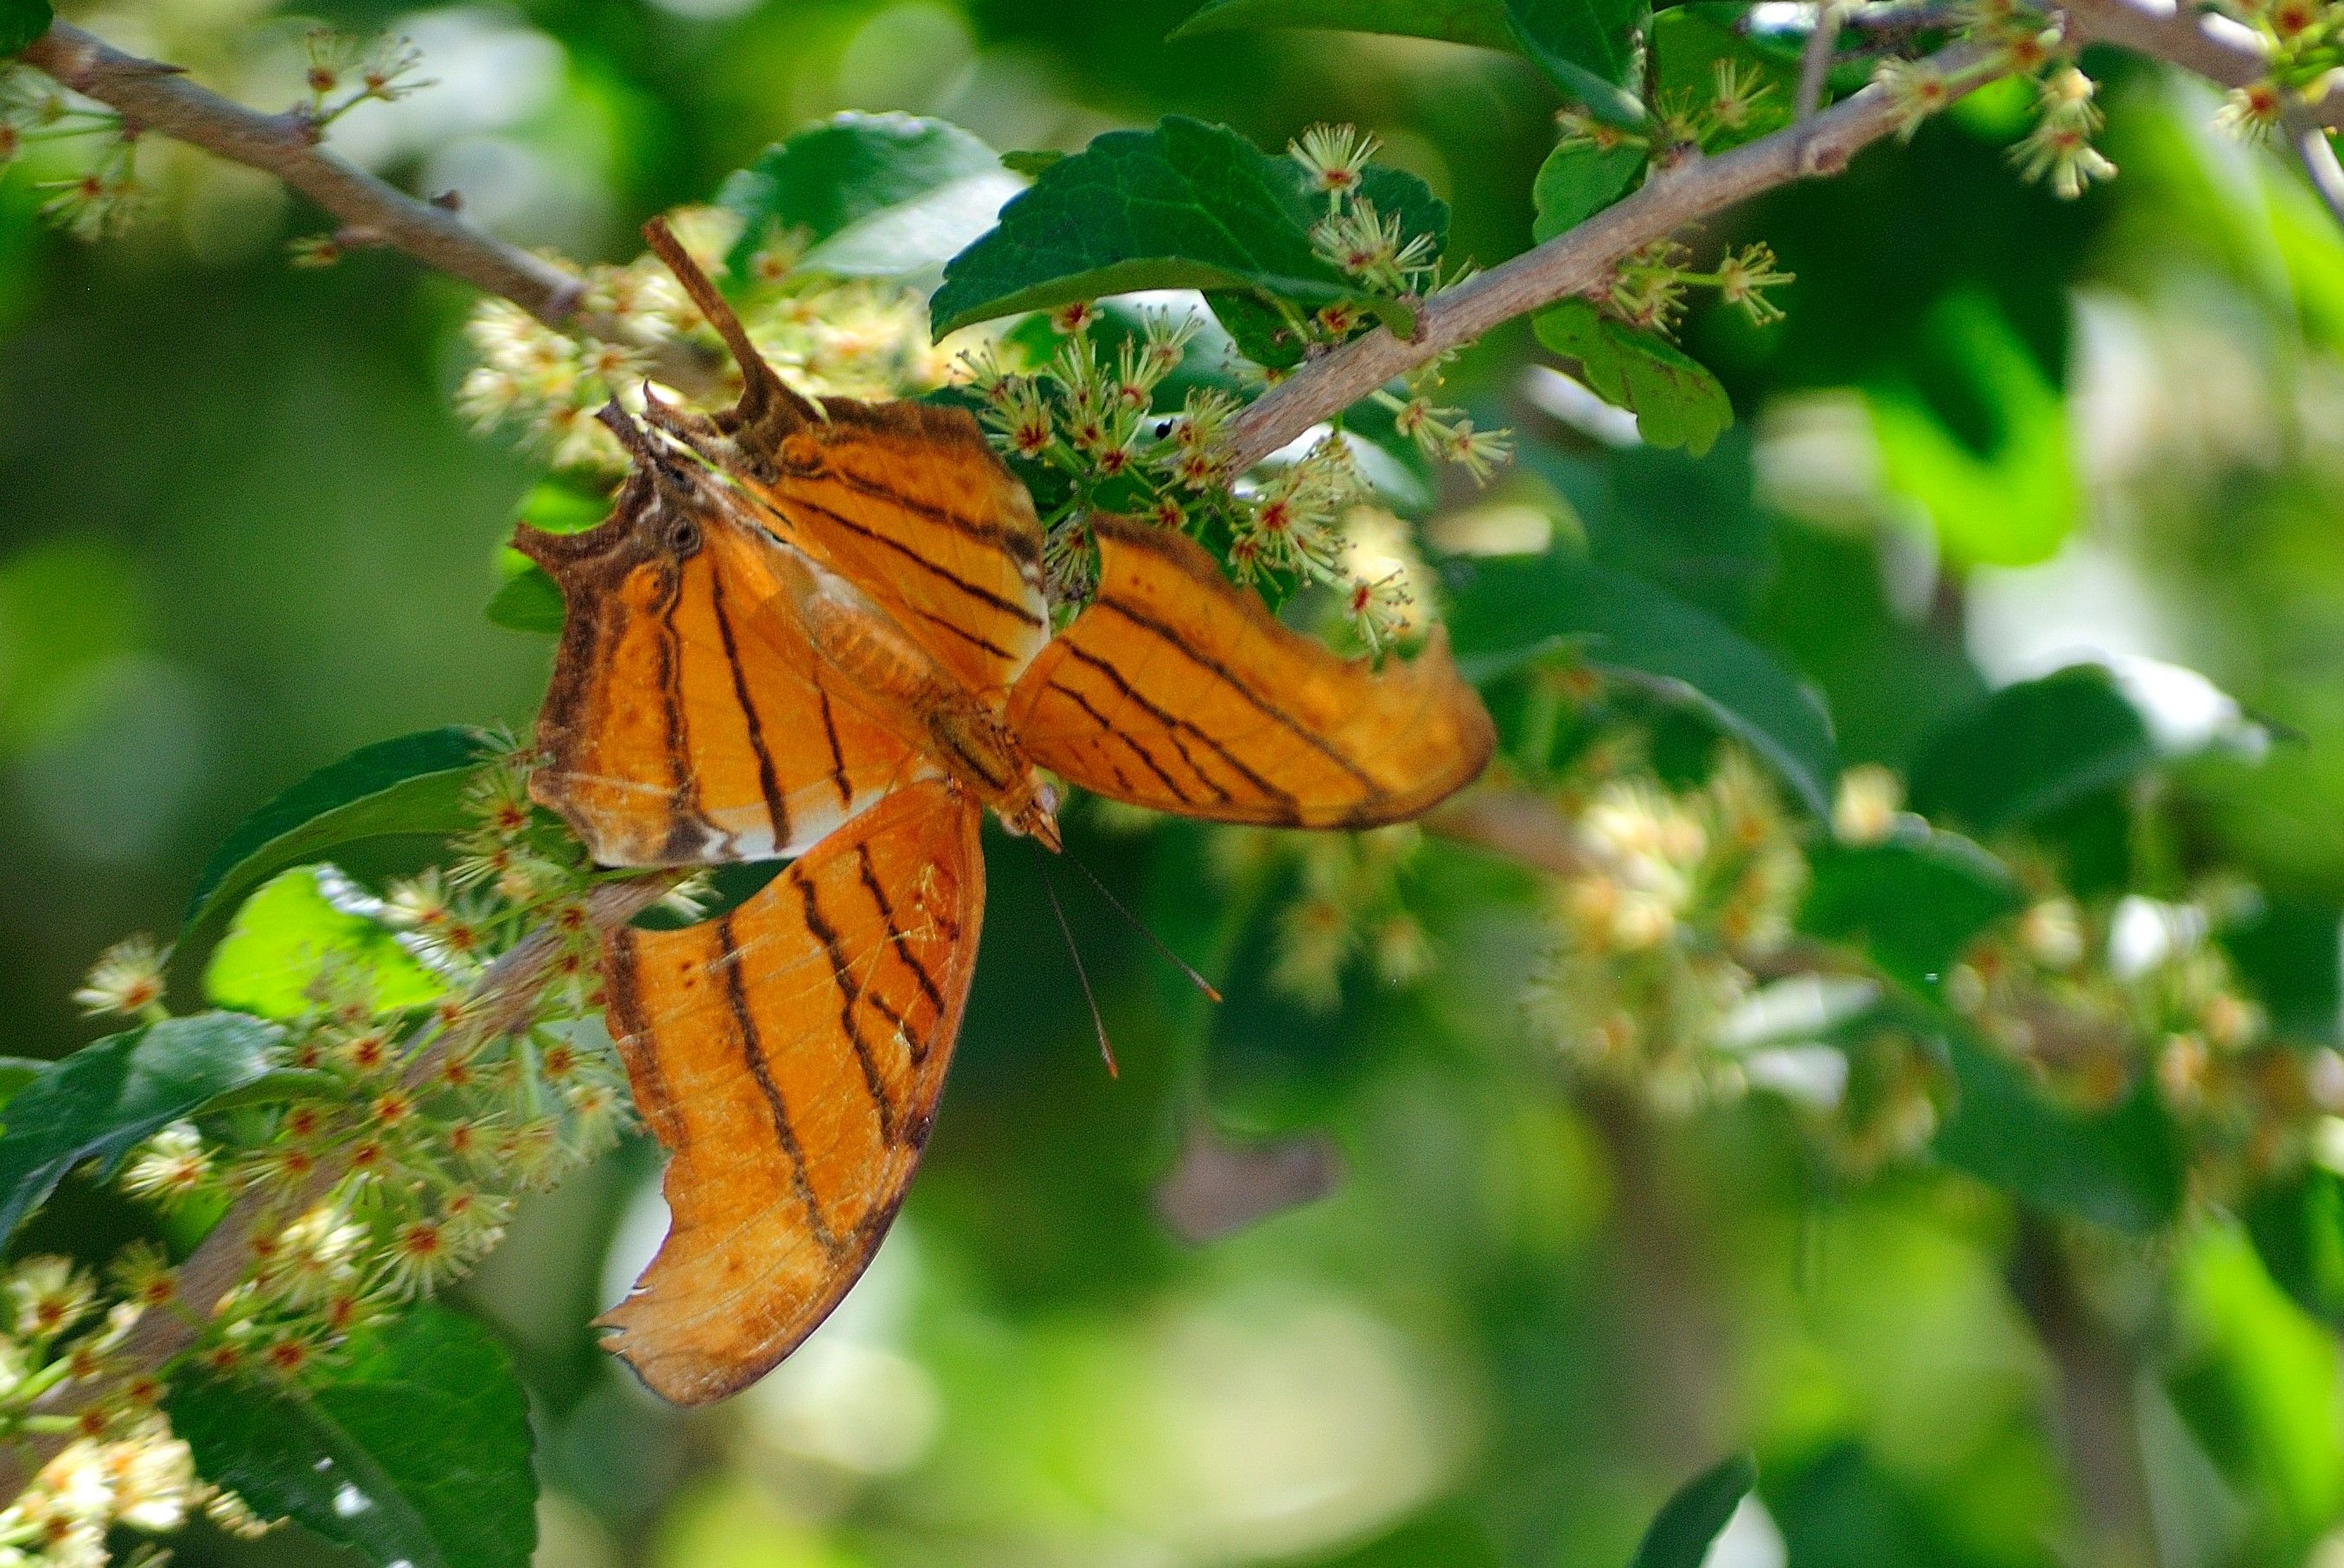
(1006, 517, 1497, 826)
(596, 777, 983, 1405)
(740, 399, 1051, 698)
(521, 494, 934, 866)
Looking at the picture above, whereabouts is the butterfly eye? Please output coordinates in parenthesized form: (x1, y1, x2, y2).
(667, 517, 702, 556)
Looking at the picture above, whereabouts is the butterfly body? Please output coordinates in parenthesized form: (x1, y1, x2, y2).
(518, 223, 1493, 1405)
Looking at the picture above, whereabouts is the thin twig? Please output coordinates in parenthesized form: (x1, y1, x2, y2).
(14, 22, 715, 390)
(1213, 41, 2004, 471)
(0, 873, 677, 1507)
(1796, 1, 1845, 119)
(2283, 105, 2344, 229)
(2060, 0, 2344, 119)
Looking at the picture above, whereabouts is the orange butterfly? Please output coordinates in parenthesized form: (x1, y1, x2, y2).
(516, 222, 1495, 1404)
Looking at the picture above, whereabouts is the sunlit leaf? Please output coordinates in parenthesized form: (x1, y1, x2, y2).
(1869, 292, 2074, 568)
(1630, 1452, 1757, 1568)
(2167, 1228, 2344, 1549)
(1533, 299, 1734, 454)
(204, 866, 447, 1020)
(2245, 1163, 2344, 1324)
(0, 1012, 280, 1240)
(1504, 0, 1649, 126)
(1446, 549, 1838, 815)
(931, 117, 1443, 338)
(719, 112, 1021, 281)
(183, 727, 500, 933)
(168, 1305, 538, 1568)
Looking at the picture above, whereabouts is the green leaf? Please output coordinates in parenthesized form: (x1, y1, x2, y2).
(1630, 1453, 1757, 1568)
(0, 0, 50, 56)
(931, 117, 1440, 338)
(167, 1304, 538, 1568)
(718, 112, 1020, 282)
(1504, 0, 1650, 126)
(0, 1059, 45, 1110)
(1801, 833, 2023, 991)
(1446, 550, 1838, 816)
(1530, 139, 1642, 243)
(1651, 5, 1799, 148)
(1533, 299, 1733, 454)
(2166, 1227, 2344, 1544)
(1000, 149, 1063, 176)
(1907, 666, 2157, 835)
(486, 566, 564, 634)
(0, 1013, 279, 1240)
(1869, 293, 2074, 568)
(1171, 0, 1517, 51)
(487, 478, 603, 635)
(2245, 1163, 2344, 1324)
(1934, 1022, 2183, 1232)
(184, 727, 500, 933)
(205, 866, 448, 1020)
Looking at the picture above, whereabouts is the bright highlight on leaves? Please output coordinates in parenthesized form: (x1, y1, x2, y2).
(718, 111, 1021, 282)
(203, 866, 449, 1021)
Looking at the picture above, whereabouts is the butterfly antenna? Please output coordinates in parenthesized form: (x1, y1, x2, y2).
(639, 217, 818, 440)
(1062, 848, 1221, 1004)
(1034, 844, 1119, 1079)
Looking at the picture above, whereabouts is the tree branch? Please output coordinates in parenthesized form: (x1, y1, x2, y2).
(2062, 0, 2344, 118)
(14, 20, 714, 390)
(1216, 0, 2344, 471)
(2283, 105, 2344, 228)
(1215, 41, 2005, 471)
(0, 872, 678, 1509)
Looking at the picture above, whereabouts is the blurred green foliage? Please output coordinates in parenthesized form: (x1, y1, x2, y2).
(9, 1, 2344, 1565)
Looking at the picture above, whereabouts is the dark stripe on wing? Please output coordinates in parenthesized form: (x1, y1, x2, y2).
(1094, 601, 1381, 794)
(793, 876, 901, 1145)
(714, 912, 846, 1258)
(1045, 676, 1204, 806)
(808, 464, 1045, 569)
(780, 494, 1046, 628)
(708, 568, 790, 851)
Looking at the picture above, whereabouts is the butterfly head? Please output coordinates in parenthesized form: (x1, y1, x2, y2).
(999, 778, 1063, 854)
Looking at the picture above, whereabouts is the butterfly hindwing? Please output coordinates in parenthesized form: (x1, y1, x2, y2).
(596, 777, 983, 1405)
(521, 477, 933, 867)
(1006, 516, 1497, 826)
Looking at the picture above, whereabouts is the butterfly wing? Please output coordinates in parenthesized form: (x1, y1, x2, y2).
(738, 399, 1051, 698)
(596, 776, 982, 1404)
(1006, 517, 1496, 826)
(521, 481, 934, 867)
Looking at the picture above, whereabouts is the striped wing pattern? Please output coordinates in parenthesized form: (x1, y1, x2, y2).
(744, 398, 1051, 698)
(522, 508, 933, 867)
(1006, 517, 1498, 827)
(596, 778, 983, 1405)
